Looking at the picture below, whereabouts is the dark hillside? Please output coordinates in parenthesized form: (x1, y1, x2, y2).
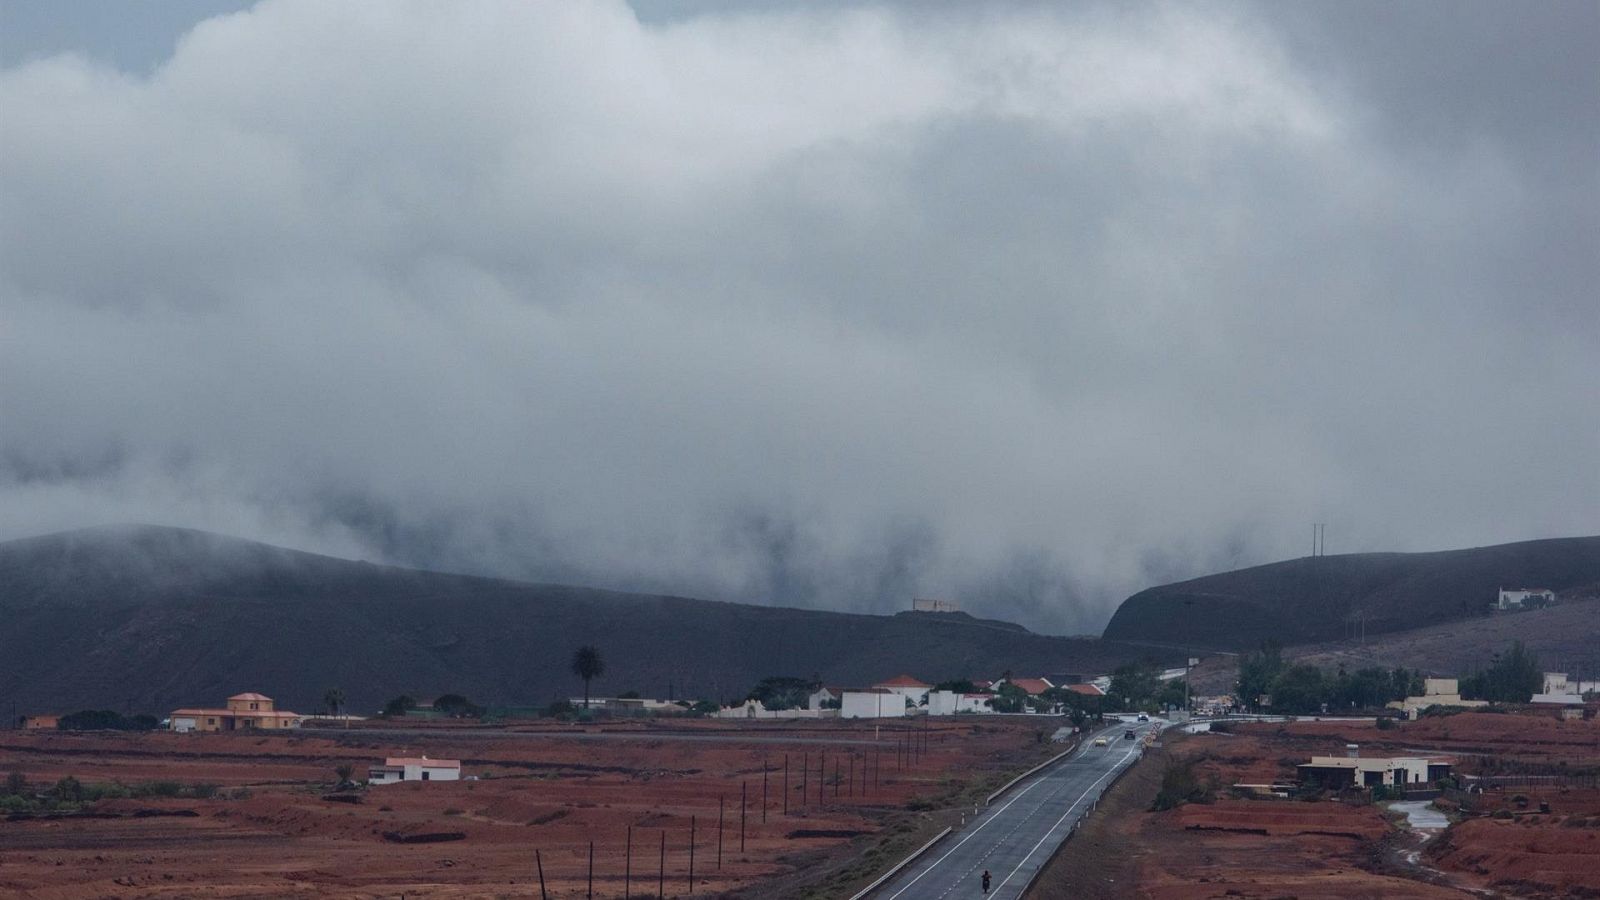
(1101, 536, 1600, 652)
(0, 525, 1159, 716)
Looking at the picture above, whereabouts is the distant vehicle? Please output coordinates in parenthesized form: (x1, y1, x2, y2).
(1124, 729, 1136, 739)
(1092, 737, 1109, 747)
(1137, 714, 1149, 722)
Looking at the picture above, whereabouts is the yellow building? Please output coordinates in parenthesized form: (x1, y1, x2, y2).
(170, 692, 305, 732)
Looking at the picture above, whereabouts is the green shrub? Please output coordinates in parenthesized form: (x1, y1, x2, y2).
(1152, 760, 1210, 811)
(132, 781, 183, 798)
(52, 776, 84, 803)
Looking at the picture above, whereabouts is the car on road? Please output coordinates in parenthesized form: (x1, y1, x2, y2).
(1092, 737, 1108, 747)
(1124, 729, 1136, 739)
(1137, 713, 1148, 722)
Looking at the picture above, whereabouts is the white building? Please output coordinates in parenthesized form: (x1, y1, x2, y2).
(1297, 747, 1452, 788)
(1541, 673, 1600, 695)
(872, 675, 932, 707)
(368, 756, 462, 784)
(1387, 677, 1487, 719)
(840, 689, 908, 719)
(926, 690, 993, 716)
(1496, 587, 1555, 611)
(807, 686, 843, 710)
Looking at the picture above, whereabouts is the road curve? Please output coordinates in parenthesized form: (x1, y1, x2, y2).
(871, 719, 1157, 900)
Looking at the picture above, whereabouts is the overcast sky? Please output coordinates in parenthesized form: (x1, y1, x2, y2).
(1, 1, 1596, 633)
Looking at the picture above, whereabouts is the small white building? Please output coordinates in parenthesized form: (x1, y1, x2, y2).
(1496, 587, 1555, 611)
(926, 690, 994, 716)
(840, 689, 908, 719)
(368, 756, 462, 784)
(1541, 673, 1599, 695)
(807, 686, 843, 710)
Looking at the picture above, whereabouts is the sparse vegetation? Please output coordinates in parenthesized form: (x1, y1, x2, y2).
(1459, 641, 1542, 703)
(1151, 758, 1211, 811)
(55, 710, 160, 731)
(743, 675, 817, 710)
(432, 694, 485, 718)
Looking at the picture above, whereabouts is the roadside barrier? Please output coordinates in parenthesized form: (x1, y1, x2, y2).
(845, 826, 953, 900)
(985, 737, 1082, 806)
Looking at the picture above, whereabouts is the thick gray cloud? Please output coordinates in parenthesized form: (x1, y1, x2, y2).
(1, 1, 1595, 633)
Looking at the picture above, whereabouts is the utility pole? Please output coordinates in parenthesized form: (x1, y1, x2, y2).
(800, 752, 808, 810)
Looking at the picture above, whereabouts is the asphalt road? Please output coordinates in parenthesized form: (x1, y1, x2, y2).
(873, 719, 1159, 900)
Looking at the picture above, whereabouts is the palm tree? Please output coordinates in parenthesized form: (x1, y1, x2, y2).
(571, 646, 606, 709)
(324, 688, 345, 725)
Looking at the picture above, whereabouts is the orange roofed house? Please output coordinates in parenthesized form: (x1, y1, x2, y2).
(169, 692, 305, 733)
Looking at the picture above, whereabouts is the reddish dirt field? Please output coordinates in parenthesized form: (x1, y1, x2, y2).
(1425, 788, 1600, 898)
(0, 718, 1058, 898)
(1032, 711, 1600, 899)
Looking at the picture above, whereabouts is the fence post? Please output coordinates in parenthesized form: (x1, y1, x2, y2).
(625, 825, 632, 898)
(718, 795, 724, 869)
(741, 780, 748, 852)
(763, 758, 769, 822)
(784, 754, 790, 815)
(658, 830, 665, 899)
(536, 849, 548, 900)
(689, 815, 695, 893)
(588, 840, 594, 899)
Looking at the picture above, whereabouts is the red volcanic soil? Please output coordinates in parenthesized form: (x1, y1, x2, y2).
(1427, 788, 1600, 897)
(0, 719, 1053, 898)
(1033, 711, 1600, 899)
(1173, 798, 1390, 840)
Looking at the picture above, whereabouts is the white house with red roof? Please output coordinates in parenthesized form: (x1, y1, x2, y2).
(1001, 677, 1054, 696)
(368, 755, 462, 784)
(872, 674, 932, 707)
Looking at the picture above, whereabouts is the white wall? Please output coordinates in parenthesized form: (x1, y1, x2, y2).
(927, 691, 993, 715)
(840, 692, 906, 719)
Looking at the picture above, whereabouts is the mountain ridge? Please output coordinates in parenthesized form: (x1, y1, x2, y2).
(0, 524, 1155, 716)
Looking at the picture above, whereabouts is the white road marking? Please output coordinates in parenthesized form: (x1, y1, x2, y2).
(883, 725, 1131, 899)
(993, 741, 1141, 895)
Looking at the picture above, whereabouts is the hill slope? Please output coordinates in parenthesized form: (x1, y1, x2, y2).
(1101, 536, 1600, 652)
(0, 525, 1158, 716)
(1183, 599, 1600, 694)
